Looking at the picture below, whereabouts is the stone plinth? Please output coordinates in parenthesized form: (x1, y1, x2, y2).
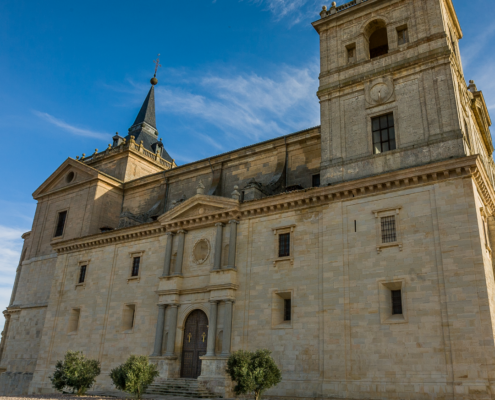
(198, 356, 233, 398)
(149, 356, 180, 379)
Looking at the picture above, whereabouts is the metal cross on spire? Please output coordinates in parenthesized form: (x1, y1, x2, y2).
(153, 54, 161, 78)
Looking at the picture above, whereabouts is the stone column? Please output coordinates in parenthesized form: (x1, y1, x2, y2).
(227, 220, 239, 269)
(213, 223, 224, 270)
(162, 233, 175, 276)
(151, 304, 166, 356)
(173, 230, 187, 275)
(221, 300, 234, 356)
(206, 301, 218, 356)
(165, 305, 179, 356)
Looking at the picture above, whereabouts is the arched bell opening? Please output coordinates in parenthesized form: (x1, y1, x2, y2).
(364, 19, 389, 59)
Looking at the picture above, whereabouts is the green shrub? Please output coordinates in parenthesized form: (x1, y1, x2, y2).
(226, 349, 282, 400)
(50, 350, 101, 395)
(110, 355, 159, 399)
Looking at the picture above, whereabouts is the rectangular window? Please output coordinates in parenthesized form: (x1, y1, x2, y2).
(372, 113, 396, 154)
(391, 290, 403, 315)
(347, 45, 356, 64)
(278, 233, 290, 257)
(55, 211, 67, 237)
(78, 265, 87, 284)
(284, 299, 291, 321)
(397, 27, 409, 45)
(131, 257, 140, 277)
(381, 215, 397, 243)
(68, 308, 80, 333)
(312, 174, 321, 188)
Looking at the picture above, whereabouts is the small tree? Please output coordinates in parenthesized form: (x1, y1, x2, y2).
(50, 350, 101, 395)
(110, 355, 159, 399)
(226, 349, 282, 400)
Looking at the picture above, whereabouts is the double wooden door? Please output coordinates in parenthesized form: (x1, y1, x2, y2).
(181, 310, 208, 379)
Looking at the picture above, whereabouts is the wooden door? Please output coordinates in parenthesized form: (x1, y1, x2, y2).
(181, 310, 208, 379)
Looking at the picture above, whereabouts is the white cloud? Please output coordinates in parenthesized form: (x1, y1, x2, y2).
(0, 225, 25, 332)
(155, 62, 320, 145)
(33, 110, 109, 140)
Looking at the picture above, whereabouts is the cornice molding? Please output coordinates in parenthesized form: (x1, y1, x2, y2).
(51, 156, 492, 254)
(156, 283, 239, 297)
(52, 222, 165, 254)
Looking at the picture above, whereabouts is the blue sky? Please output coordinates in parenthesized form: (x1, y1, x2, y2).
(0, 0, 494, 330)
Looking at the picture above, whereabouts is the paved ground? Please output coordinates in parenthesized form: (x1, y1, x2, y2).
(0, 393, 231, 400)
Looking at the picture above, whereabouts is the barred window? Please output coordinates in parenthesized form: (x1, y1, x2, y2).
(372, 113, 396, 154)
(391, 290, 403, 315)
(131, 257, 140, 277)
(279, 233, 290, 257)
(55, 211, 67, 237)
(78, 265, 87, 284)
(284, 299, 291, 321)
(381, 216, 397, 243)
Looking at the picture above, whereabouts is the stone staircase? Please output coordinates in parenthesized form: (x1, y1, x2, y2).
(145, 378, 221, 398)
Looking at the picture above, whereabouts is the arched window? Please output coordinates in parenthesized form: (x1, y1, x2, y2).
(365, 20, 389, 59)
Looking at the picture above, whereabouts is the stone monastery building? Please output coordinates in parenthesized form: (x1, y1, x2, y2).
(2, 0, 495, 399)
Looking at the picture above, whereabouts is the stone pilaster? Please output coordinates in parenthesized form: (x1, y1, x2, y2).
(165, 305, 179, 356)
(162, 233, 175, 276)
(151, 304, 166, 356)
(221, 300, 234, 356)
(173, 231, 187, 275)
(227, 220, 239, 269)
(213, 223, 224, 270)
(206, 301, 218, 356)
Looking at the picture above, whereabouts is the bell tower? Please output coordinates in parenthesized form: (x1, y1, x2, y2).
(312, 0, 491, 185)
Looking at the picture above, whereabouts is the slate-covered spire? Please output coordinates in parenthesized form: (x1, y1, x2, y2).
(132, 85, 157, 129)
(124, 55, 173, 163)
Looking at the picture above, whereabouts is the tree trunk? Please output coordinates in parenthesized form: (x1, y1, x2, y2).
(255, 390, 260, 400)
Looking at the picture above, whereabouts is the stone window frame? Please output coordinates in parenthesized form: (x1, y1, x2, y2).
(121, 303, 136, 334)
(271, 289, 294, 329)
(480, 207, 492, 255)
(67, 307, 81, 335)
(378, 279, 407, 324)
(272, 224, 296, 266)
(75, 259, 91, 289)
(386, 18, 413, 51)
(128, 251, 145, 282)
(345, 42, 357, 65)
(53, 208, 70, 239)
(372, 207, 403, 254)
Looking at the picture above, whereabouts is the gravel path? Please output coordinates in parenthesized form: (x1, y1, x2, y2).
(0, 394, 230, 400)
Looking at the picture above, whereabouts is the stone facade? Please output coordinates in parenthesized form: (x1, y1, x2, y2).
(2, 0, 495, 399)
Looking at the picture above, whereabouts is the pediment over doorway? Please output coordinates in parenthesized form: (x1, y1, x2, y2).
(158, 194, 239, 230)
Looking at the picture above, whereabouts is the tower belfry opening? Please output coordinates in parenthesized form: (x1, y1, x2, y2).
(369, 27, 389, 58)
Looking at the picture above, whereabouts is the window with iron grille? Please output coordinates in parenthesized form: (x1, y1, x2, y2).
(391, 290, 402, 315)
(55, 211, 67, 237)
(131, 257, 140, 277)
(372, 113, 396, 154)
(381, 216, 397, 243)
(78, 265, 87, 284)
(312, 174, 321, 188)
(284, 299, 291, 321)
(278, 233, 290, 257)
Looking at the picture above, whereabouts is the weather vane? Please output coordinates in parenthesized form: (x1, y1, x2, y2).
(150, 54, 161, 86)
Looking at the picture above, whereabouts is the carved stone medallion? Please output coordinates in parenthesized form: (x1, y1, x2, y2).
(365, 76, 395, 108)
(192, 239, 211, 265)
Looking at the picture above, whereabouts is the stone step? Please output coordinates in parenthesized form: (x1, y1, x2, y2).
(145, 378, 220, 399)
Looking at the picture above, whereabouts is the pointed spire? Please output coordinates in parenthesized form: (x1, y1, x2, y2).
(132, 85, 156, 129)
